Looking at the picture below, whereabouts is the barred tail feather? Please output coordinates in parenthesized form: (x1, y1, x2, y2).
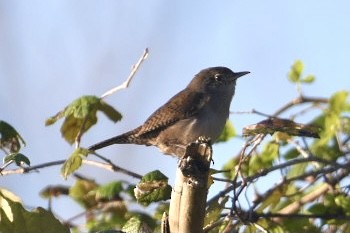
(88, 127, 143, 151)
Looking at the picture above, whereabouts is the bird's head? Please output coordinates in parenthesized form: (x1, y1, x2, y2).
(188, 67, 249, 94)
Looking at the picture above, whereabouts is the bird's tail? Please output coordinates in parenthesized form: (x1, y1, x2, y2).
(88, 127, 142, 151)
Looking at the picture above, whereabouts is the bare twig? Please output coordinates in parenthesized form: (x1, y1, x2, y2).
(83, 158, 142, 179)
(272, 183, 331, 223)
(219, 211, 350, 224)
(230, 134, 265, 212)
(0, 159, 14, 172)
(257, 212, 350, 221)
(100, 48, 149, 99)
(246, 156, 334, 183)
(249, 161, 350, 213)
(231, 95, 328, 118)
(207, 156, 341, 208)
(203, 217, 226, 233)
(64, 209, 90, 225)
(206, 134, 265, 207)
(0, 156, 142, 179)
(273, 95, 328, 116)
(0, 160, 66, 175)
(230, 109, 271, 118)
(216, 166, 350, 226)
(212, 156, 331, 184)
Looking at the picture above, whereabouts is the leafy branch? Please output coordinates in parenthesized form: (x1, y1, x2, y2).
(1, 60, 350, 233)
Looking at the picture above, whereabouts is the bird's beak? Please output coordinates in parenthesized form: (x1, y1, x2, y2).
(235, 71, 250, 79)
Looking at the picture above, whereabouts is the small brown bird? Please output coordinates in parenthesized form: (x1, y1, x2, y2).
(89, 67, 249, 157)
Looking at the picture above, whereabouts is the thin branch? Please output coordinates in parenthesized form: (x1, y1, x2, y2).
(246, 156, 334, 183)
(82, 159, 142, 179)
(208, 156, 342, 208)
(230, 109, 271, 118)
(257, 212, 350, 221)
(0, 160, 66, 175)
(64, 201, 121, 226)
(251, 109, 274, 118)
(0, 159, 14, 172)
(203, 217, 226, 233)
(91, 152, 142, 179)
(100, 48, 149, 99)
(230, 134, 265, 213)
(250, 162, 350, 214)
(212, 156, 330, 184)
(206, 135, 265, 207)
(273, 183, 330, 222)
(273, 95, 328, 116)
(1, 157, 142, 179)
(219, 210, 350, 224)
(64, 208, 93, 224)
(231, 95, 328, 118)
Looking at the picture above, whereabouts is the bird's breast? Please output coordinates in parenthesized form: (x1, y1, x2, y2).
(157, 105, 229, 146)
(193, 104, 229, 140)
(155, 92, 233, 156)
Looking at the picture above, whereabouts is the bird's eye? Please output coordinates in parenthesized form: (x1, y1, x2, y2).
(214, 74, 223, 82)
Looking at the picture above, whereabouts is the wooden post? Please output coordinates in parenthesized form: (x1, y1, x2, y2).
(168, 138, 212, 233)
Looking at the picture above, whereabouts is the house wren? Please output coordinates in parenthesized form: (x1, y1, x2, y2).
(89, 67, 249, 157)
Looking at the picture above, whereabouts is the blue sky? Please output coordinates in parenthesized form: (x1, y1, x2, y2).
(1, 0, 350, 223)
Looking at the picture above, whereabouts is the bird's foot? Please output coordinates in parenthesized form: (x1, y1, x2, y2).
(179, 136, 213, 177)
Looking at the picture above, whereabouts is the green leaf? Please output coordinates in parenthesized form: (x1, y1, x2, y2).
(94, 230, 124, 233)
(222, 156, 243, 179)
(341, 116, 350, 134)
(283, 217, 317, 233)
(261, 142, 279, 161)
(61, 113, 97, 144)
(312, 140, 342, 161)
(140, 169, 168, 182)
(122, 215, 155, 233)
(283, 148, 300, 160)
(45, 110, 65, 126)
(4, 153, 30, 166)
(216, 120, 236, 143)
(154, 202, 169, 220)
(0, 120, 26, 153)
(69, 178, 99, 208)
(286, 162, 308, 179)
(314, 91, 349, 148)
(288, 60, 304, 83)
(61, 147, 89, 179)
(98, 101, 123, 122)
(307, 203, 327, 215)
(329, 90, 349, 115)
(125, 184, 137, 200)
(204, 196, 229, 228)
(335, 195, 350, 215)
(46, 95, 122, 144)
(256, 185, 286, 212)
(248, 142, 279, 175)
(95, 181, 124, 201)
(0, 189, 69, 233)
(316, 113, 339, 147)
(321, 194, 348, 225)
(134, 170, 171, 206)
(301, 75, 316, 83)
(87, 219, 126, 233)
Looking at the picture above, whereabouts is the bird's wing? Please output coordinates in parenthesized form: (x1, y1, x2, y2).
(137, 90, 209, 136)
